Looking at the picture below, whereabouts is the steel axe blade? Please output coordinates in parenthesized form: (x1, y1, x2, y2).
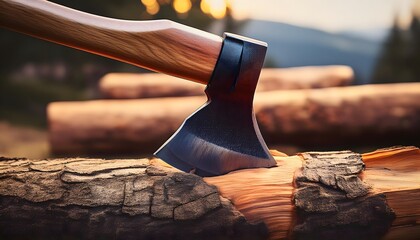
(155, 33, 276, 177)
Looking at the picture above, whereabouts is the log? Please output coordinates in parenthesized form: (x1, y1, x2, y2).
(0, 157, 267, 240)
(205, 146, 420, 240)
(99, 66, 354, 99)
(48, 83, 420, 155)
(1, 146, 419, 239)
(255, 82, 420, 147)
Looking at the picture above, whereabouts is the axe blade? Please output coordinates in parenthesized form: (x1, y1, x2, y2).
(154, 33, 276, 177)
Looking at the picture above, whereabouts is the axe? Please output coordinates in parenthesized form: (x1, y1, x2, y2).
(0, 0, 276, 176)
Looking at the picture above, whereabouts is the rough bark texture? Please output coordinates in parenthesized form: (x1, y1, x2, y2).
(205, 146, 420, 240)
(48, 83, 420, 156)
(99, 66, 353, 99)
(292, 151, 395, 240)
(0, 158, 267, 240)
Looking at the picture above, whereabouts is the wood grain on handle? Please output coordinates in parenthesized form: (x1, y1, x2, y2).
(0, 0, 223, 84)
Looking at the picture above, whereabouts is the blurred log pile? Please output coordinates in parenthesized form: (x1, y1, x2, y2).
(255, 82, 420, 147)
(49, 78, 420, 155)
(1, 146, 419, 239)
(99, 66, 354, 99)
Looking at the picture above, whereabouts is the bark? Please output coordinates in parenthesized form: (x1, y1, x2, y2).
(292, 151, 394, 239)
(99, 66, 354, 99)
(0, 158, 267, 240)
(48, 83, 420, 155)
(205, 146, 420, 240)
(1, 146, 418, 240)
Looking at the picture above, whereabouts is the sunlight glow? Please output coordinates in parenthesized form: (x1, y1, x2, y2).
(229, 0, 416, 32)
(146, 3, 160, 15)
(200, 0, 211, 14)
(141, 0, 160, 15)
(201, 0, 227, 19)
(173, 0, 192, 14)
(141, 0, 156, 6)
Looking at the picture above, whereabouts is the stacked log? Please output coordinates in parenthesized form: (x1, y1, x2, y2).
(48, 83, 420, 155)
(255, 83, 420, 147)
(99, 66, 354, 99)
(1, 146, 419, 239)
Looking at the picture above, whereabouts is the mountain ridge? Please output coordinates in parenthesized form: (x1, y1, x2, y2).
(235, 19, 384, 83)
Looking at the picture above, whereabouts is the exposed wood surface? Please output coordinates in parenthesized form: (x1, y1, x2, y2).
(205, 146, 420, 240)
(0, 157, 267, 240)
(99, 66, 354, 99)
(361, 146, 420, 240)
(0, 147, 418, 239)
(48, 83, 420, 155)
(205, 150, 301, 240)
(0, 0, 222, 84)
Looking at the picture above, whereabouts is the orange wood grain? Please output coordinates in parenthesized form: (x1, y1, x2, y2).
(362, 147, 420, 240)
(0, 0, 222, 84)
(205, 147, 420, 239)
(205, 151, 302, 240)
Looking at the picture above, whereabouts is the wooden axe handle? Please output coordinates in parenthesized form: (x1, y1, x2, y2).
(0, 0, 223, 84)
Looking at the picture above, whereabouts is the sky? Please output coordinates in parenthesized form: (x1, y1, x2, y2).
(230, 0, 416, 32)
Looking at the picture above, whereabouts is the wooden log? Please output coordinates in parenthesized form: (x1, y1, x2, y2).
(48, 83, 420, 155)
(99, 66, 354, 99)
(1, 146, 419, 239)
(0, 157, 267, 240)
(48, 96, 206, 156)
(205, 146, 420, 240)
(255, 82, 420, 147)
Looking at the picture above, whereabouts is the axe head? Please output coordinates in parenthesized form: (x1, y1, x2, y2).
(155, 33, 276, 177)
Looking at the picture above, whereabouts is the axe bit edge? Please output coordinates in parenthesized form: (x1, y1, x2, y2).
(155, 33, 276, 177)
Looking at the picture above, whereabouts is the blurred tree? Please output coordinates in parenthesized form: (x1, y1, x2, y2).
(372, 5, 420, 83)
(408, 11, 420, 81)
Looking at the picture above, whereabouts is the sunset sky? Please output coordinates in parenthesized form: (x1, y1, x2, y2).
(230, 0, 416, 32)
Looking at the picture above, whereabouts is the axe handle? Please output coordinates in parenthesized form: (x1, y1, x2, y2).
(0, 0, 222, 84)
